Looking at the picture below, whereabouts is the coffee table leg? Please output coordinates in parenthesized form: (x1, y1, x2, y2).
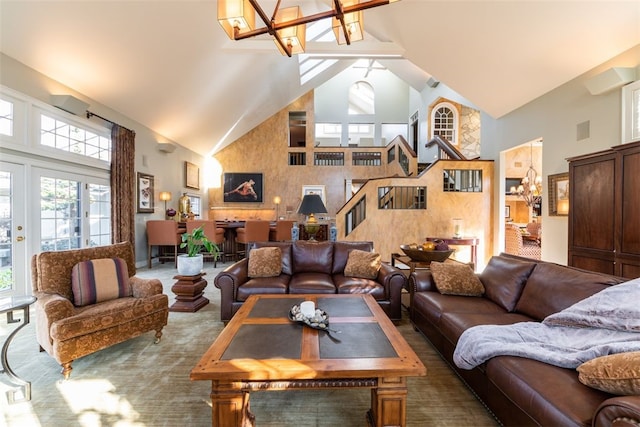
(367, 377, 408, 427)
(210, 381, 254, 427)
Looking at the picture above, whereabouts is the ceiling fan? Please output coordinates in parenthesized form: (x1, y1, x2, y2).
(353, 59, 387, 77)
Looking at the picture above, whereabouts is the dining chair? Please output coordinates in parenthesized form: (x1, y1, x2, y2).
(505, 223, 541, 260)
(236, 220, 271, 259)
(146, 220, 181, 268)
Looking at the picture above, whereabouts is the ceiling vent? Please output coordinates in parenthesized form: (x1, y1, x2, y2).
(584, 67, 636, 95)
(50, 95, 90, 116)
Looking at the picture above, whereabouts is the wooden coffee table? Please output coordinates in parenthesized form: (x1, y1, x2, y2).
(191, 294, 426, 427)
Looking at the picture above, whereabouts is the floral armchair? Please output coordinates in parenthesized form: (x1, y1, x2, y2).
(31, 241, 169, 379)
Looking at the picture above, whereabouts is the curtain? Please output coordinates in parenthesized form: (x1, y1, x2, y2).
(110, 125, 136, 248)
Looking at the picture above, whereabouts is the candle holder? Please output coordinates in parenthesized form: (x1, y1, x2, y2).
(452, 218, 464, 239)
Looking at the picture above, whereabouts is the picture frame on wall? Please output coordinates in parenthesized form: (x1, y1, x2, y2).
(505, 205, 511, 219)
(548, 172, 569, 216)
(185, 161, 200, 190)
(223, 172, 264, 203)
(302, 185, 327, 205)
(137, 172, 154, 213)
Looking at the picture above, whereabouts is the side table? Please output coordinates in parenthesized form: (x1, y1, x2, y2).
(170, 273, 208, 312)
(1, 295, 36, 403)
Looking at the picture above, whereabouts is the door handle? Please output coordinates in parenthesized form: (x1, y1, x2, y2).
(16, 236, 24, 242)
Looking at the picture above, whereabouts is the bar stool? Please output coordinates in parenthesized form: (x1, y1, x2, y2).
(236, 220, 270, 259)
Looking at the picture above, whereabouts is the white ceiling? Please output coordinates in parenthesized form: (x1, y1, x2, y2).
(1, 1, 639, 156)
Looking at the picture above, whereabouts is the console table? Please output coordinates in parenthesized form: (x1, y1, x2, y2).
(1, 295, 36, 403)
(425, 236, 479, 270)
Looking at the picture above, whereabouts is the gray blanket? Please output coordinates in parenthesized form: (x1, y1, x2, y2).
(453, 277, 640, 370)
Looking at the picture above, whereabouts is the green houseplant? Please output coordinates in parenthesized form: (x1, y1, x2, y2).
(177, 226, 220, 276)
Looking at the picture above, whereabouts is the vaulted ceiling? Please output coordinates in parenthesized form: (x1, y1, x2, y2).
(1, 1, 638, 156)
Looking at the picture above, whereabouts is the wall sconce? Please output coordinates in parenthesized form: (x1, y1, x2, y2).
(273, 195, 282, 220)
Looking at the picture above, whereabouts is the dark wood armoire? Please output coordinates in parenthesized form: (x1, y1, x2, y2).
(567, 140, 640, 279)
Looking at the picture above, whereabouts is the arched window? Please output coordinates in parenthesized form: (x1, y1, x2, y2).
(348, 81, 374, 115)
(430, 101, 458, 144)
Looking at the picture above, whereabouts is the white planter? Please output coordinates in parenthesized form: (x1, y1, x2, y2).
(177, 254, 203, 276)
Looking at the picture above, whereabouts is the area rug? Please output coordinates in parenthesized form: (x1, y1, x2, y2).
(1, 262, 497, 427)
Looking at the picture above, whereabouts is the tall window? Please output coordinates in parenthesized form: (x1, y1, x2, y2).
(348, 81, 374, 115)
(431, 102, 458, 144)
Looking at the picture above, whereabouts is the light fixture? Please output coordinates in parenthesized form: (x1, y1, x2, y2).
(273, 195, 282, 219)
(159, 191, 173, 219)
(297, 194, 328, 241)
(510, 143, 542, 207)
(217, 0, 400, 57)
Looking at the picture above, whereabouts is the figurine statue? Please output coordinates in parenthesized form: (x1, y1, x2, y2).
(178, 193, 191, 221)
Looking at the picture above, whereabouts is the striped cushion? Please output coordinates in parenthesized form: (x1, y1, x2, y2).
(71, 258, 131, 307)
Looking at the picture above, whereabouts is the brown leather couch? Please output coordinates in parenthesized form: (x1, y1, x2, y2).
(409, 253, 640, 427)
(214, 240, 406, 323)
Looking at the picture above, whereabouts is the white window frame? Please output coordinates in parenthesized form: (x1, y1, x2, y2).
(430, 101, 459, 145)
(622, 79, 640, 144)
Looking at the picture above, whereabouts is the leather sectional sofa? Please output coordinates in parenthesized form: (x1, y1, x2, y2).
(409, 253, 640, 427)
(214, 240, 406, 323)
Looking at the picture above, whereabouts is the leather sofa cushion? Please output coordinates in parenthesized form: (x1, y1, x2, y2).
(479, 255, 535, 311)
(252, 242, 293, 275)
(439, 312, 532, 346)
(292, 241, 334, 274)
(487, 356, 611, 427)
(236, 276, 290, 301)
(515, 263, 619, 320)
(412, 291, 505, 327)
(288, 272, 336, 294)
(332, 241, 373, 274)
(334, 274, 385, 300)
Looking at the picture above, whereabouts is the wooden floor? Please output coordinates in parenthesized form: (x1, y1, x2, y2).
(1, 262, 499, 427)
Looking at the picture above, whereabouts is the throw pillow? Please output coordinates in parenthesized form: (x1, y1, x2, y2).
(344, 249, 382, 279)
(431, 261, 485, 296)
(248, 247, 282, 278)
(577, 352, 640, 395)
(71, 257, 131, 307)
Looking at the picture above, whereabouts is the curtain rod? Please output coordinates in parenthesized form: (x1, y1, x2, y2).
(86, 111, 135, 134)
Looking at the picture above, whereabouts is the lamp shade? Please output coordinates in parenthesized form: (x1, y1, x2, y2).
(298, 194, 327, 216)
(159, 191, 172, 202)
(332, 0, 364, 45)
(218, 0, 255, 39)
(274, 6, 306, 55)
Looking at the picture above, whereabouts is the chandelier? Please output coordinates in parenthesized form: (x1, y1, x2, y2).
(218, 0, 400, 57)
(511, 143, 542, 207)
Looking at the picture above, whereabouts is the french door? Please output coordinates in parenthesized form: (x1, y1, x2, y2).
(0, 162, 27, 297)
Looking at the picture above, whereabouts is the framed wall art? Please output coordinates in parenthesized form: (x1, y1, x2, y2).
(137, 172, 155, 213)
(223, 172, 264, 203)
(548, 172, 569, 216)
(185, 161, 200, 190)
(302, 185, 327, 205)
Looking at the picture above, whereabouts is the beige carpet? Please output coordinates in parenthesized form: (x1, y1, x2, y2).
(1, 262, 498, 427)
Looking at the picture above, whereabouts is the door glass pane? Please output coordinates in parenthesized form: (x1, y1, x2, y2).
(0, 171, 13, 292)
(89, 183, 111, 247)
(40, 176, 82, 251)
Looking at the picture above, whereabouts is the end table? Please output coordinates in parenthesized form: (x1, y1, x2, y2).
(1, 295, 36, 403)
(170, 273, 208, 312)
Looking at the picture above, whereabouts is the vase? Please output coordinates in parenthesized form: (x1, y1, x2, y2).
(177, 254, 203, 276)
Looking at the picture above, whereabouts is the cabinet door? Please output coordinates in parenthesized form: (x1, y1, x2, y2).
(618, 144, 640, 278)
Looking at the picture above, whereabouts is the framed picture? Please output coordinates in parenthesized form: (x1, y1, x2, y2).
(548, 172, 569, 216)
(137, 172, 154, 213)
(223, 172, 264, 203)
(185, 161, 200, 190)
(504, 205, 511, 219)
(302, 185, 326, 205)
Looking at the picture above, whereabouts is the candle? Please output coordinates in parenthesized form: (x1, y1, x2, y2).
(300, 301, 315, 318)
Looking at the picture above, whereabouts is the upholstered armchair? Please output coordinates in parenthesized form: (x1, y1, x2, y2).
(31, 241, 169, 379)
(505, 223, 541, 260)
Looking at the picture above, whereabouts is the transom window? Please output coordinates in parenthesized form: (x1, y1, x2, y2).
(40, 113, 111, 162)
(0, 98, 13, 136)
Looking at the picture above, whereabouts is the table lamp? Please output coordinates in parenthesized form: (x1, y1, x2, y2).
(159, 191, 172, 218)
(273, 195, 282, 220)
(298, 194, 327, 241)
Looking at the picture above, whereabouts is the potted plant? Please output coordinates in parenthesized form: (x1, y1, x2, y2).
(177, 225, 220, 276)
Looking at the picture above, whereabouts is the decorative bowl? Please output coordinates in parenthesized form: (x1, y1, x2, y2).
(400, 245, 454, 262)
